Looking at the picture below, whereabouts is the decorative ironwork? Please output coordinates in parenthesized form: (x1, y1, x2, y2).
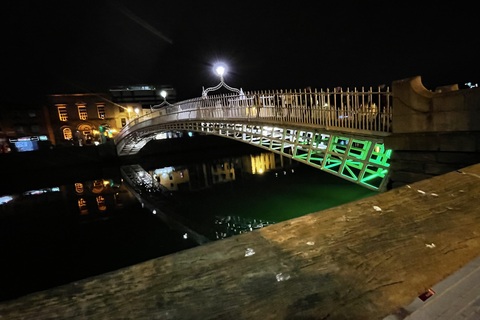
(151, 90, 173, 110)
(202, 65, 244, 98)
(114, 85, 393, 191)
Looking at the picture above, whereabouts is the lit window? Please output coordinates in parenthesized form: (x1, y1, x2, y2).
(92, 180, 104, 193)
(31, 125, 40, 133)
(78, 105, 88, 120)
(97, 105, 106, 119)
(96, 195, 107, 211)
(74, 183, 84, 194)
(63, 128, 73, 140)
(57, 106, 68, 121)
(78, 198, 88, 215)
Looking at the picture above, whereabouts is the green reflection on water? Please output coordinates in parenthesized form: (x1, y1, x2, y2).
(177, 164, 377, 227)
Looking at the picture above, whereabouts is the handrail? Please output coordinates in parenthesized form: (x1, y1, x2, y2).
(114, 86, 392, 145)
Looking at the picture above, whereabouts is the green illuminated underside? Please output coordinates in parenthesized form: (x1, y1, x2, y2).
(292, 134, 392, 191)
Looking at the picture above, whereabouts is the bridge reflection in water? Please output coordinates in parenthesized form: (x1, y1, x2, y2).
(0, 173, 198, 303)
(0, 143, 375, 302)
(120, 147, 376, 244)
(115, 86, 393, 191)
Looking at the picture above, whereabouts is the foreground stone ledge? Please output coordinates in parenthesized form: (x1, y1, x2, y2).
(1, 164, 480, 320)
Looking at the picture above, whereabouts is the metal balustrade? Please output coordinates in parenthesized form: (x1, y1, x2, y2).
(114, 86, 393, 191)
(116, 86, 391, 142)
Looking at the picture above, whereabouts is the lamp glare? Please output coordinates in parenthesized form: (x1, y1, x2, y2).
(216, 66, 225, 77)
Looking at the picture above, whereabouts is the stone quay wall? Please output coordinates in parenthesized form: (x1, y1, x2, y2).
(385, 76, 480, 189)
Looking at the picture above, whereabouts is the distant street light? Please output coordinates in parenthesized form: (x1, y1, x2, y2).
(202, 62, 244, 98)
(151, 89, 173, 110)
(160, 90, 168, 99)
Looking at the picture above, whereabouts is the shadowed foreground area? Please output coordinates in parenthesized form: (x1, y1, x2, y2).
(1, 164, 480, 319)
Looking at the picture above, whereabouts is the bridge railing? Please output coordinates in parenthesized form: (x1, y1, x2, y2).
(244, 86, 392, 132)
(115, 86, 392, 143)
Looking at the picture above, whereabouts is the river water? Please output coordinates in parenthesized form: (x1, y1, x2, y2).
(0, 137, 376, 302)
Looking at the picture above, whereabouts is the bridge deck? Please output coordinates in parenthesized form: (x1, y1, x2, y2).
(1, 164, 480, 319)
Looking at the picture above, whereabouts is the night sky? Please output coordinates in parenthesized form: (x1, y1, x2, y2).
(1, 1, 478, 105)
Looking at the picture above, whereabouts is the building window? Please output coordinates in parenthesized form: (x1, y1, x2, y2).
(96, 195, 107, 211)
(74, 183, 84, 194)
(78, 198, 88, 215)
(97, 105, 106, 119)
(30, 125, 40, 133)
(57, 106, 68, 121)
(78, 105, 88, 120)
(63, 127, 73, 140)
(121, 118, 127, 127)
(14, 125, 26, 135)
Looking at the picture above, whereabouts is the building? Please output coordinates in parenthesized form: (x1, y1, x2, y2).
(109, 85, 176, 109)
(0, 102, 52, 153)
(0, 84, 175, 152)
(45, 92, 141, 147)
(44, 85, 176, 148)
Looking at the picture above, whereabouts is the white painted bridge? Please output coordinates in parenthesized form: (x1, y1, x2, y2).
(114, 86, 393, 191)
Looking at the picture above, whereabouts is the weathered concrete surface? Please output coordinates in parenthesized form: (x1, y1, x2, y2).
(391, 75, 480, 134)
(385, 76, 480, 188)
(1, 164, 480, 320)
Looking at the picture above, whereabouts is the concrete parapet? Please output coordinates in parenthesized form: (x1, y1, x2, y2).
(1, 163, 480, 319)
(386, 76, 480, 188)
(392, 75, 480, 133)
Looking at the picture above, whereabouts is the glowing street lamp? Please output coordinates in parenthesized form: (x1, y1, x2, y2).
(160, 90, 168, 100)
(215, 65, 225, 78)
(202, 62, 244, 98)
(151, 89, 173, 110)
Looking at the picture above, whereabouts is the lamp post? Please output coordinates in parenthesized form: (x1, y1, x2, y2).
(151, 89, 173, 110)
(202, 63, 244, 98)
(160, 90, 168, 100)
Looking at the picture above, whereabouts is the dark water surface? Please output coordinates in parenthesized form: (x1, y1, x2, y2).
(0, 138, 377, 302)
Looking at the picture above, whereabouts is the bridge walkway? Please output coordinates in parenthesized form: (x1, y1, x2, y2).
(114, 87, 393, 191)
(115, 86, 393, 157)
(1, 163, 479, 319)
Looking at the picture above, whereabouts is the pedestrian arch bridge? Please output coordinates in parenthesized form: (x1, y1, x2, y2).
(114, 86, 393, 191)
